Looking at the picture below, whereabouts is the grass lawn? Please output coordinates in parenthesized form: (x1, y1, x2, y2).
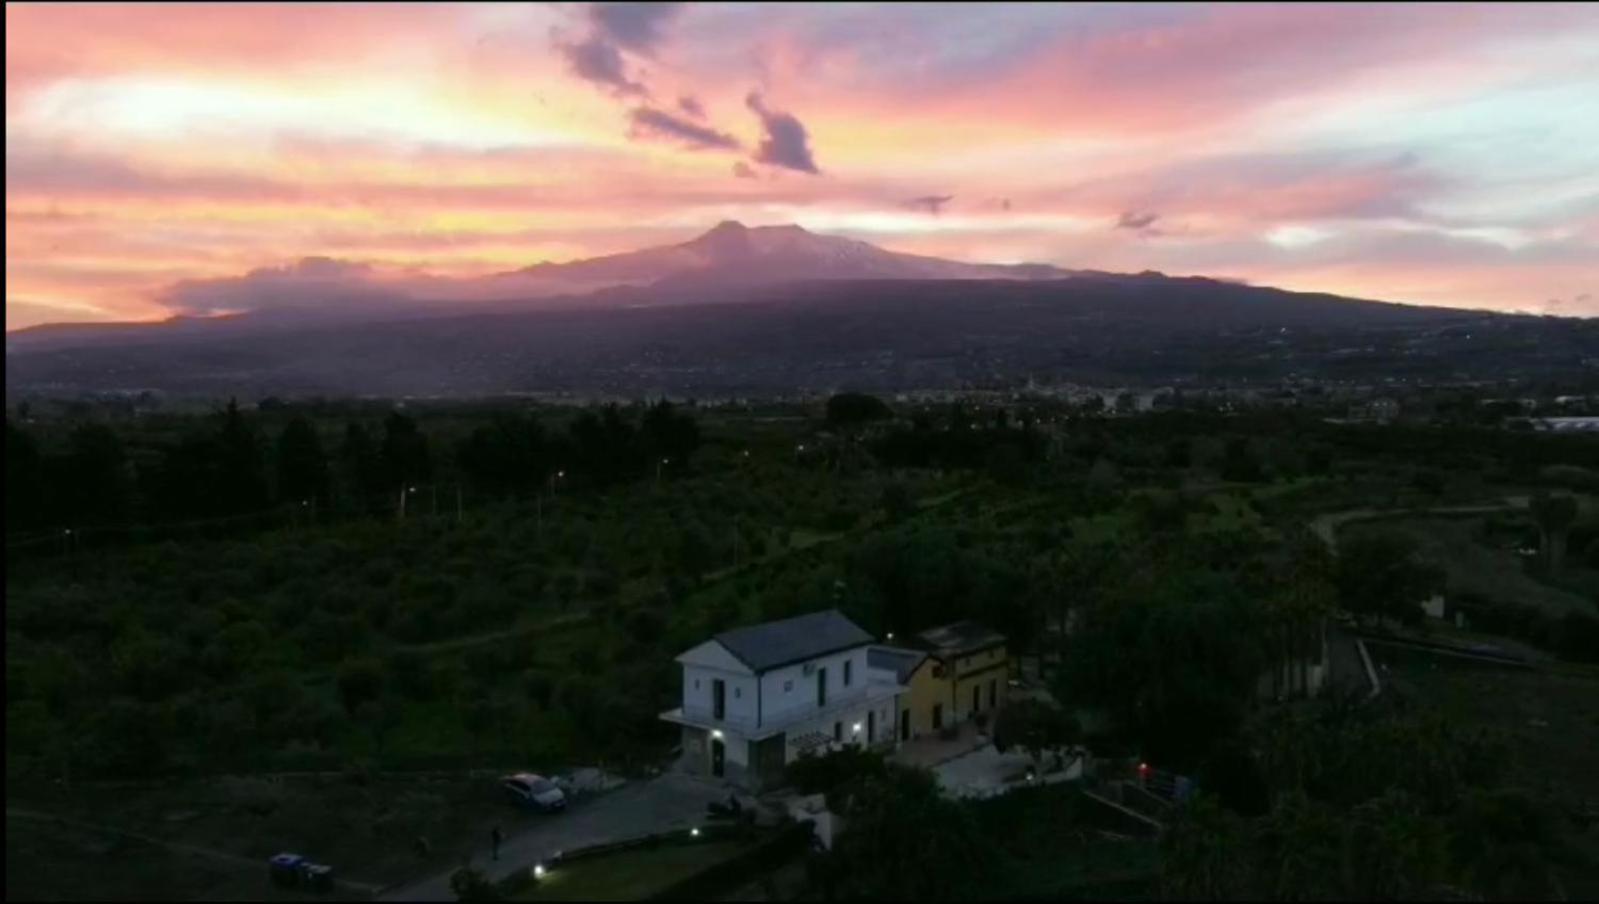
(516, 838, 750, 901)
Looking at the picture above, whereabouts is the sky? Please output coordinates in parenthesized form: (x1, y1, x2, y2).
(6, 1, 1598, 330)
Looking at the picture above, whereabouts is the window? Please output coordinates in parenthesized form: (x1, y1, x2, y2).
(972, 684, 981, 713)
(784, 680, 793, 692)
(734, 687, 742, 699)
(712, 679, 726, 720)
(817, 667, 828, 708)
(843, 659, 853, 687)
(989, 679, 997, 708)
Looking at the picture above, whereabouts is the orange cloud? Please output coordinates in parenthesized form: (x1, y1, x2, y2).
(6, 2, 1597, 328)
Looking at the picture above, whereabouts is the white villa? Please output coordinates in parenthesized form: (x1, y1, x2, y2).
(660, 609, 905, 790)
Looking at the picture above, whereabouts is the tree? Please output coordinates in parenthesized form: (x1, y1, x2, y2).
(825, 392, 892, 429)
(1159, 794, 1255, 899)
(1261, 529, 1337, 699)
(450, 867, 501, 902)
(380, 412, 432, 492)
(641, 399, 701, 466)
(674, 520, 717, 582)
(1448, 788, 1568, 899)
(458, 413, 550, 496)
(879, 482, 915, 523)
(1528, 491, 1579, 574)
(1220, 436, 1263, 482)
(53, 423, 132, 524)
(339, 422, 386, 505)
(1057, 568, 1267, 768)
(276, 416, 329, 505)
(216, 398, 269, 515)
(5, 419, 47, 530)
(337, 658, 385, 715)
(1335, 531, 1445, 627)
(810, 764, 997, 900)
(991, 699, 1081, 774)
(568, 405, 642, 486)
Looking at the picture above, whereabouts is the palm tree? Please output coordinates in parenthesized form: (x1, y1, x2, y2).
(1529, 491, 1579, 575)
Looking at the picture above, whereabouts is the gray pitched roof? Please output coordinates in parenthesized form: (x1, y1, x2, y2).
(868, 645, 928, 684)
(714, 609, 874, 673)
(918, 620, 1006, 657)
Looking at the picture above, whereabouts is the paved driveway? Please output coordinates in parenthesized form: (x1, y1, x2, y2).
(379, 773, 730, 901)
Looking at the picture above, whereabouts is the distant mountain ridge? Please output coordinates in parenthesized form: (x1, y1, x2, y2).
(9, 221, 1078, 348)
(507, 220, 1080, 286)
(9, 221, 1595, 398)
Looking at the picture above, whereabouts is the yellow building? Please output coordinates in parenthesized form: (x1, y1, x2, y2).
(868, 646, 943, 741)
(919, 621, 1009, 729)
(869, 622, 1009, 743)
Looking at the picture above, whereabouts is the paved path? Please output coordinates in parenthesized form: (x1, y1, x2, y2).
(378, 773, 729, 902)
(1308, 497, 1529, 551)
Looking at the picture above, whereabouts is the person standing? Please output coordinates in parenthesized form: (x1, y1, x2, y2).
(491, 825, 503, 862)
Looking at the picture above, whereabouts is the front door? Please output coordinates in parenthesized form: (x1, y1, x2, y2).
(710, 736, 725, 778)
(867, 709, 876, 744)
(932, 703, 943, 730)
(900, 708, 911, 741)
(972, 684, 981, 714)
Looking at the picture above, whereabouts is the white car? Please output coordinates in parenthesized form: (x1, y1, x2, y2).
(501, 773, 567, 812)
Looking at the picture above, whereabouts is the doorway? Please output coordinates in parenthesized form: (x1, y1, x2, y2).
(900, 708, 911, 741)
(710, 736, 725, 778)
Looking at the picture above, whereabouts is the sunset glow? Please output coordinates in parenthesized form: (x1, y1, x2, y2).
(7, 1, 1598, 329)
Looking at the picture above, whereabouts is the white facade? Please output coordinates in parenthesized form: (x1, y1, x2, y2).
(662, 636, 902, 789)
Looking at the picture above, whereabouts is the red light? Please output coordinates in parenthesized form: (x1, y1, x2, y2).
(1138, 762, 1149, 774)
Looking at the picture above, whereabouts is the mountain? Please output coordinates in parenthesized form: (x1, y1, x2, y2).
(504, 220, 1077, 289)
(8, 221, 1076, 352)
(9, 221, 1595, 398)
(10, 270, 1596, 400)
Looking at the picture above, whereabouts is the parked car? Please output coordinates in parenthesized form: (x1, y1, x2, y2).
(501, 773, 567, 812)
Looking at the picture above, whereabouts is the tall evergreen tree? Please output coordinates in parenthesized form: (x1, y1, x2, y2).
(216, 399, 269, 515)
(52, 423, 132, 525)
(275, 416, 329, 505)
(379, 412, 431, 491)
(338, 423, 385, 505)
(6, 418, 47, 530)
